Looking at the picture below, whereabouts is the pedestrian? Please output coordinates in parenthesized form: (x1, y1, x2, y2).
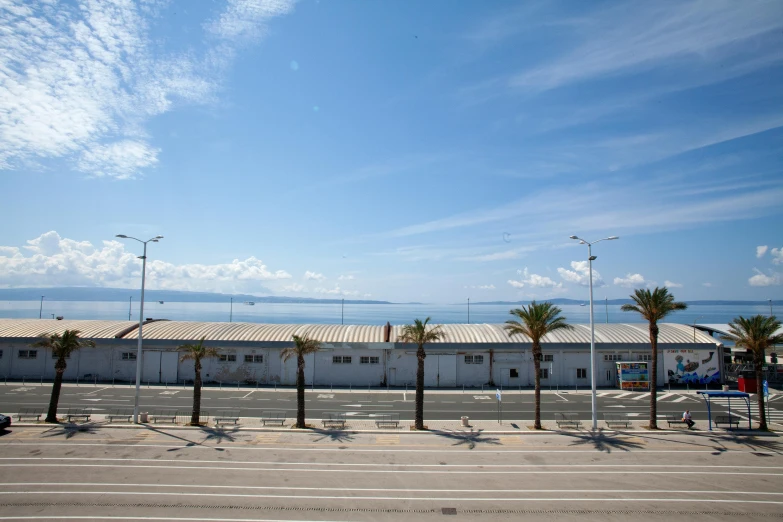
(683, 409, 695, 429)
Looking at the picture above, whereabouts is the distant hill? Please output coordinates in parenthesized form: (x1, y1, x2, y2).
(469, 298, 779, 306)
(0, 287, 393, 305)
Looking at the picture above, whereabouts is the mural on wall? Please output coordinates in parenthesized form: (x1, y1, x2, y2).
(664, 349, 720, 384)
(615, 362, 650, 391)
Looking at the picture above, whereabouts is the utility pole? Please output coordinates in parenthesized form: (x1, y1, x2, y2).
(128, 296, 132, 321)
(39, 296, 44, 319)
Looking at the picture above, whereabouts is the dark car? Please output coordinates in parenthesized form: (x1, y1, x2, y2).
(0, 414, 11, 430)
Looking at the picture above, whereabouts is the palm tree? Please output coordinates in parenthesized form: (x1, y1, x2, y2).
(505, 302, 572, 430)
(280, 334, 321, 429)
(31, 330, 96, 423)
(397, 317, 445, 430)
(621, 287, 687, 429)
(720, 315, 782, 430)
(178, 337, 219, 426)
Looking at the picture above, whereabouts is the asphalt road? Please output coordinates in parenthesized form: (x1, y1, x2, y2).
(0, 425, 781, 520)
(2, 382, 781, 424)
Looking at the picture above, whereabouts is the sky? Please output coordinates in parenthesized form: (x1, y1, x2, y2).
(0, 0, 782, 303)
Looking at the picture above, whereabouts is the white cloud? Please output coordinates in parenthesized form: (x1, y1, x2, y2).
(337, 275, 355, 281)
(0, 231, 290, 293)
(749, 269, 781, 287)
(771, 248, 783, 265)
(313, 285, 359, 296)
(613, 273, 650, 288)
(557, 261, 605, 287)
(702, 282, 713, 287)
(507, 267, 562, 289)
(664, 280, 683, 288)
(282, 283, 306, 293)
(465, 284, 496, 290)
(0, 0, 293, 178)
(757, 245, 769, 258)
(304, 271, 326, 281)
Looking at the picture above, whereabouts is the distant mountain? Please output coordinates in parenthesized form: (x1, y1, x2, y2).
(0, 287, 393, 305)
(469, 298, 779, 306)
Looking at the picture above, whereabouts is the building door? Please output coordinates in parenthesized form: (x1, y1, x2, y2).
(501, 368, 510, 387)
(142, 351, 161, 383)
(160, 352, 178, 384)
(388, 368, 396, 387)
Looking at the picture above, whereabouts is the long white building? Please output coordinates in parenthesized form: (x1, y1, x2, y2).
(0, 319, 725, 388)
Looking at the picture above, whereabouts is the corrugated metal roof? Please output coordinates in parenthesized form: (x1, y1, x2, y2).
(0, 319, 718, 344)
(0, 319, 136, 339)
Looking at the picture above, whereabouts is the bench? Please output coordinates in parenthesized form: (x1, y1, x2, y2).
(106, 409, 133, 423)
(260, 411, 286, 426)
(176, 410, 209, 425)
(150, 410, 177, 424)
(66, 408, 91, 423)
(714, 415, 740, 429)
(665, 415, 690, 428)
(555, 412, 582, 429)
(322, 412, 346, 429)
(604, 413, 631, 429)
(215, 409, 240, 426)
(374, 413, 400, 428)
(16, 408, 43, 422)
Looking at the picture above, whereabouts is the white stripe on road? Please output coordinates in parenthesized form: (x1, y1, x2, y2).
(656, 393, 673, 402)
(5, 483, 782, 495)
(672, 396, 688, 403)
(3, 458, 781, 469)
(241, 391, 255, 399)
(0, 491, 782, 503)
(555, 393, 569, 402)
(80, 387, 111, 396)
(1, 464, 779, 475)
(613, 392, 633, 398)
(631, 393, 651, 401)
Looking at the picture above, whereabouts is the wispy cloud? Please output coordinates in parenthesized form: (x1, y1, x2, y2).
(558, 261, 604, 288)
(664, 280, 683, 288)
(748, 268, 781, 287)
(509, 0, 783, 91)
(757, 245, 769, 258)
(0, 0, 294, 178)
(508, 267, 562, 289)
(304, 271, 326, 281)
(614, 273, 654, 289)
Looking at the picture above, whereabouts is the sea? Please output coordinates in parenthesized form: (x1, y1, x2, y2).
(0, 300, 775, 326)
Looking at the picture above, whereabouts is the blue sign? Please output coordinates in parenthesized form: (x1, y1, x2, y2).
(763, 380, 769, 397)
(496, 389, 502, 401)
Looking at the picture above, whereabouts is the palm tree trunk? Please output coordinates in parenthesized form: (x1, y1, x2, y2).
(191, 360, 202, 426)
(415, 346, 425, 430)
(648, 323, 659, 430)
(45, 370, 64, 423)
(755, 350, 767, 430)
(296, 355, 306, 428)
(533, 343, 542, 430)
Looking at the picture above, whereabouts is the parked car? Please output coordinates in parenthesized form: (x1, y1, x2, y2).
(0, 414, 10, 430)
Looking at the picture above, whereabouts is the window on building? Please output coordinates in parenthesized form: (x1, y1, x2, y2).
(219, 354, 237, 362)
(0, 349, 3, 358)
(543, 354, 554, 362)
(360, 356, 380, 364)
(604, 354, 622, 361)
(464, 355, 484, 364)
(540, 368, 549, 379)
(244, 355, 263, 363)
(576, 368, 587, 379)
(637, 354, 652, 361)
(510, 368, 519, 378)
(333, 356, 351, 364)
(121, 352, 137, 361)
(18, 350, 37, 359)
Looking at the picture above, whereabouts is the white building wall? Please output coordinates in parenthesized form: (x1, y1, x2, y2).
(456, 351, 490, 387)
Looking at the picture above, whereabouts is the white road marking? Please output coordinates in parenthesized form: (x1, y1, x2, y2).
(4, 483, 782, 495)
(474, 396, 490, 400)
(80, 387, 111, 396)
(317, 394, 334, 399)
(613, 392, 633, 398)
(631, 393, 651, 401)
(5, 458, 781, 469)
(0, 491, 781, 503)
(656, 393, 674, 402)
(159, 391, 179, 396)
(672, 396, 688, 403)
(240, 391, 255, 399)
(555, 393, 569, 402)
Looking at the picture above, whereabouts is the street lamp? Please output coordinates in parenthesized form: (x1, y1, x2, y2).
(116, 234, 163, 423)
(467, 297, 470, 324)
(569, 234, 619, 430)
(39, 295, 44, 319)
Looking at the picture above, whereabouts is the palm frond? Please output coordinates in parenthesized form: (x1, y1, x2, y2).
(397, 317, 445, 345)
(281, 334, 322, 362)
(721, 315, 783, 352)
(505, 301, 572, 343)
(620, 287, 687, 323)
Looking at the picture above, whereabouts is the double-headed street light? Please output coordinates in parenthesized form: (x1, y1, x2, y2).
(116, 234, 163, 423)
(569, 234, 619, 431)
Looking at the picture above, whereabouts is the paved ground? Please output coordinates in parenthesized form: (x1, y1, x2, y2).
(3, 382, 782, 427)
(0, 422, 781, 521)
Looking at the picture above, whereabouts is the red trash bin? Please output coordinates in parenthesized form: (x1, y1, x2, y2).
(738, 375, 757, 393)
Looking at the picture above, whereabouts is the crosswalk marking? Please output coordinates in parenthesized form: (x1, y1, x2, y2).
(630, 392, 651, 401)
(672, 396, 688, 403)
(613, 392, 633, 398)
(656, 393, 674, 401)
(376, 435, 399, 445)
(253, 433, 280, 444)
(500, 436, 525, 445)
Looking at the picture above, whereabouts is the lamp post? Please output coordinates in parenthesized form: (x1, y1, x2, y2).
(116, 234, 163, 423)
(569, 235, 619, 430)
(39, 296, 44, 319)
(128, 296, 132, 321)
(467, 297, 470, 324)
(341, 298, 344, 325)
(605, 297, 609, 324)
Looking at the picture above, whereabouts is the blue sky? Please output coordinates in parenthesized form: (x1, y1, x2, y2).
(1, 0, 782, 303)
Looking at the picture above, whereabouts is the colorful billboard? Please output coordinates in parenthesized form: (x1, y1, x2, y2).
(616, 362, 650, 391)
(664, 349, 720, 385)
